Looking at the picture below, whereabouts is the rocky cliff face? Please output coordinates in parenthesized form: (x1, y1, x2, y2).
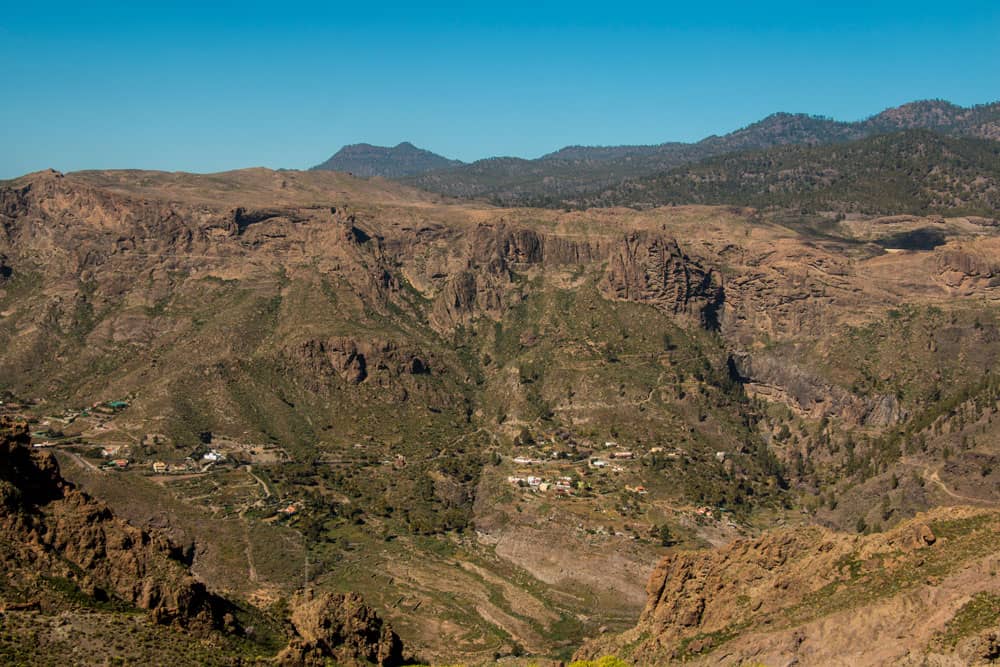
(468, 223, 603, 267)
(429, 222, 603, 331)
(428, 223, 723, 332)
(602, 232, 724, 329)
(431, 263, 513, 331)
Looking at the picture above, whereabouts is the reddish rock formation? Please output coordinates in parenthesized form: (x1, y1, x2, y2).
(278, 590, 403, 667)
(575, 510, 999, 666)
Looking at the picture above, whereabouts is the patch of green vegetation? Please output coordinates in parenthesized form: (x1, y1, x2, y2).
(675, 622, 748, 659)
(0, 267, 43, 300)
(933, 591, 1000, 647)
(144, 294, 172, 317)
(568, 657, 631, 667)
(41, 575, 137, 614)
(228, 600, 288, 656)
(928, 513, 996, 540)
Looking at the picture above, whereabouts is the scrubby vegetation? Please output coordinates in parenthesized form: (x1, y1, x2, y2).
(934, 591, 1000, 647)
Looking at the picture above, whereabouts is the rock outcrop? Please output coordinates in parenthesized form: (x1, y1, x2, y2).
(575, 508, 1000, 666)
(935, 240, 1000, 292)
(602, 233, 724, 329)
(288, 336, 431, 387)
(278, 591, 404, 667)
(431, 264, 512, 331)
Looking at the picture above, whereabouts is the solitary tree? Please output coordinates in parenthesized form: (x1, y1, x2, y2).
(658, 523, 674, 547)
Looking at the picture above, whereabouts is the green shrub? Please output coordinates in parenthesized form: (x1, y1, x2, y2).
(569, 657, 631, 667)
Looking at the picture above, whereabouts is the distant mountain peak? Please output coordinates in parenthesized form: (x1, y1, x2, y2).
(311, 142, 463, 178)
(866, 99, 971, 130)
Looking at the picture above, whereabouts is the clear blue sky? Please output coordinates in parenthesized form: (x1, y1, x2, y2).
(2, 1, 999, 178)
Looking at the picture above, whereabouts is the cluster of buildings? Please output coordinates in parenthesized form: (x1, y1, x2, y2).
(506, 474, 578, 495)
(587, 457, 629, 472)
(147, 449, 228, 475)
(506, 431, 670, 498)
(101, 458, 130, 471)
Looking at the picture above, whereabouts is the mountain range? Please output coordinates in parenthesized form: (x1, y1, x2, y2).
(312, 99, 1000, 208)
(581, 129, 1000, 216)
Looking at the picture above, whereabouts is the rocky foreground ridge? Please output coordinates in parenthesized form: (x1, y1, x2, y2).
(576, 507, 1000, 666)
(278, 590, 403, 666)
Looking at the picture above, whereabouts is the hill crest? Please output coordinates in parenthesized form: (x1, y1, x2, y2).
(311, 141, 463, 178)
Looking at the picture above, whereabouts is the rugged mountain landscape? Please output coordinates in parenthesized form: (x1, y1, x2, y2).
(1, 158, 999, 664)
